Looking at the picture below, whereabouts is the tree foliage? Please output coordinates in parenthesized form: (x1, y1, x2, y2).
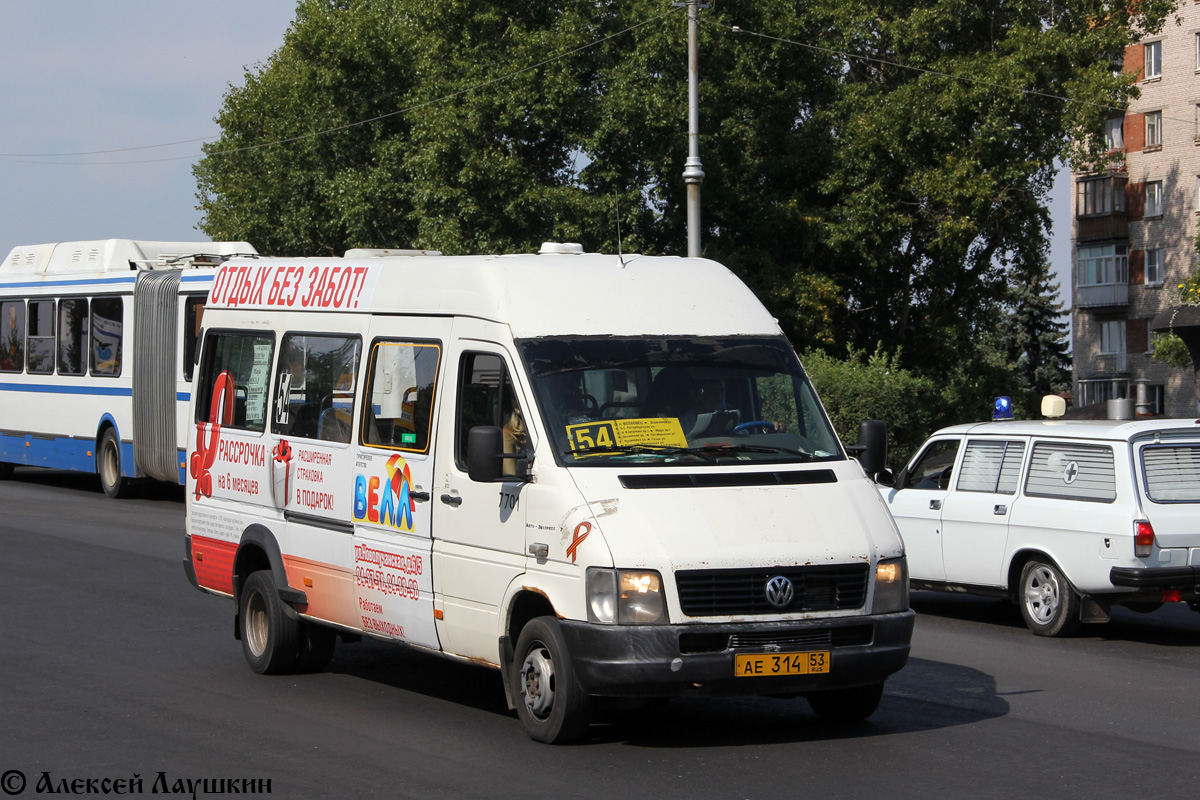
(195, 0, 1173, 411)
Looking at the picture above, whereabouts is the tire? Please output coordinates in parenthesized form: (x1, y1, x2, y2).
(293, 622, 337, 673)
(1018, 559, 1081, 637)
(97, 428, 133, 499)
(511, 617, 591, 744)
(806, 681, 884, 723)
(1123, 601, 1163, 614)
(0, 462, 13, 479)
(239, 571, 299, 675)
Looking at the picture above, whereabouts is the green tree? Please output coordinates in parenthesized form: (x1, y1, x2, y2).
(1002, 260, 1073, 414)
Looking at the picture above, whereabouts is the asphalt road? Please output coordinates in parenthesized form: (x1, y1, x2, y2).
(1, 468, 1198, 799)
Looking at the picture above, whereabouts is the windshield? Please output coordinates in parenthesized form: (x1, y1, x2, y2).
(517, 336, 844, 467)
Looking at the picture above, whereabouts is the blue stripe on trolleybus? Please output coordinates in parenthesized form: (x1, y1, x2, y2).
(0, 382, 133, 397)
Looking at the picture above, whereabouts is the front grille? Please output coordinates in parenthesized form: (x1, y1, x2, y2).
(676, 563, 869, 617)
(678, 625, 873, 654)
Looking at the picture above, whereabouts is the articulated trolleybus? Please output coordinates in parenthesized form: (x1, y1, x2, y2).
(0, 239, 257, 496)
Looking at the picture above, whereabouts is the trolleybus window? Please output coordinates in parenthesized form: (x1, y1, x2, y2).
(0, 300, 23, 373)
(183, 296, 204, 382)
(57, 298, 88, 376)
(26, 299, 54, 374)
(90, 297, 123, 377)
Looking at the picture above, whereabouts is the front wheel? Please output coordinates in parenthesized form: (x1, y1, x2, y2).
(97, 428, 133, 498)
(806, 681, 884, 722)
(1018, 559, 1081, 637)
(511, 617, 591, 744)
(239, 571, 299, 674)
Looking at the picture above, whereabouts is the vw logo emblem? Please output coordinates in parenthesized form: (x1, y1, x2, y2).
(765, 575, 794, 609)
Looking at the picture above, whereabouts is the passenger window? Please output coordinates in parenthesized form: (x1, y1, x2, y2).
(272, 334, 362, 443)
(26, 299, 54, 374)
(1025, 442, 1117, 503)
(361, 340, 440, 453)
(0, 300, 25, 373)
(196, 332, 274, 432)
(90, 297, 124, 377)
(455, 352, 524, 474)
(905, 440, 959, 490)
(57, 298, 89, 376)
(956, 440, 1026, 495)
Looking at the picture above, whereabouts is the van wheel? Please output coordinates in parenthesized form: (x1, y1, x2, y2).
(239, 571, 299, 674)
(1019, 559, 1080, 637)
(97, 428, 133, 498)
(294, 622, 337, 672)
(511, 617, 590, 744)
(806, 681, 884, 722)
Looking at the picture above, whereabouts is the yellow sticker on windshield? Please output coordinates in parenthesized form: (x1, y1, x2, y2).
(566, 418, 688, 456)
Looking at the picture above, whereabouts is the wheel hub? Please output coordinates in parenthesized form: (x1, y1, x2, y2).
(520, 646, 555, 719)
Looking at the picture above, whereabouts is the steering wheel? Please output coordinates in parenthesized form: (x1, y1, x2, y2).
(732, 420, 774, 435)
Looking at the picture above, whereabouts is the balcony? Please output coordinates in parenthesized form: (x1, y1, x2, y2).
(1076, 213, 1128, 243)
(1077, 283, 1129, 308)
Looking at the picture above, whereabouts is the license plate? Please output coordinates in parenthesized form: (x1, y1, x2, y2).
(735, 651, 830, 677)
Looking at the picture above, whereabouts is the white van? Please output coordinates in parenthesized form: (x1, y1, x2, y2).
(183, 245, 912, 743)
(880, 415, 1200, 636)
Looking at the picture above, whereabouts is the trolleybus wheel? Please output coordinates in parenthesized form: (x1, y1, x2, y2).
(97, 428, 133, 499)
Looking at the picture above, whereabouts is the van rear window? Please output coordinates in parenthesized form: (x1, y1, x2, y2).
(1142, 445, 1200, 502)
(1024, 442, 1116, 503)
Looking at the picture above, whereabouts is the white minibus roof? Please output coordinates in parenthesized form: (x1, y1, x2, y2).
(209, 250, 781, 338)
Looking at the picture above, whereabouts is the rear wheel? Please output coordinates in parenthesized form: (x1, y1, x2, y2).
(1019, 559, 1081, 637)
(511, 617, 590, 744)
(97, 428, 133, 498)
(293, 622, 337, 673)
(239, 571, 299, 675)
(806, 681, 884, 722)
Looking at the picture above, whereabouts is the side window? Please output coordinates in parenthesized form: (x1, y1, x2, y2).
(90, 297, 124, 377)
(455, 352, 524, 474)
(272, 333, 362, 443)
(1025, 442, 1117, 503)
(1142, 444, 1200, 502)
(183, 296, 205, 382)
(26, 299, 54, 374)
(0, 300, 25, 373)
(196, 332, 275, 432)
(57, 298, 89, 376)
(956, 440, 1026, 495)
(904, 439, 960, 490)
(361, 340, 441, 452)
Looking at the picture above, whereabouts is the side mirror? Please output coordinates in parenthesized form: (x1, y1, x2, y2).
(857, 419, 888, 480)
(467, 425, 530, 482)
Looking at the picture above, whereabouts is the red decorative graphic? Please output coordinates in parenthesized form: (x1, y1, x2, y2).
(190, 371, 234, 500)
(273, 439, 293, 504)
(566, 521, 591, 563)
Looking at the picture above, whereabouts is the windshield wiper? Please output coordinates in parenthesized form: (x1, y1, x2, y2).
(692, 443, 817, 461)
(564, 444, 718, 462)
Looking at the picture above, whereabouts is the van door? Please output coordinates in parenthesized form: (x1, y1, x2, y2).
(349, 328, 448, 649)
(432, 340, 531, 662)
(885, 437, 961, 582)
(939, 439, 1027, 587)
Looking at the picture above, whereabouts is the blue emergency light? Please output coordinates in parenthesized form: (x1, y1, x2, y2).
(992, 396, 1014, 421)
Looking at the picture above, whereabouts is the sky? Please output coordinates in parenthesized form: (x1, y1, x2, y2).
(0, 1, 1074, 310)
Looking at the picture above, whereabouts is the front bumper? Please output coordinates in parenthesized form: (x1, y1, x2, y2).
(553, 610, 914, 698)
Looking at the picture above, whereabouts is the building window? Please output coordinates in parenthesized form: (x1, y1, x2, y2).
(1145, 248, 1164, 285)
(1105, 117, 1124, 151)
(1145, 179, 1163, 217)
(1145, 112, 1162, 149)
(1076, 176, 1125, 217)
(1077, 243, 1129, 286)
(1077, 379, 1129, 408)
(1099, 320, 1127, 355)
(1146, 40, 1162, 78)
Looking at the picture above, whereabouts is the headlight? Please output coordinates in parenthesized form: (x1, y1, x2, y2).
(873, 556, 909, 614)
(587, 568, 667, 625)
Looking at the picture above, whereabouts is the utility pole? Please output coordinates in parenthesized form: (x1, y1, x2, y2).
(678, 1, 705, 258)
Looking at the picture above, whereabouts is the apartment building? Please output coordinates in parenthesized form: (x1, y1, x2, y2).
(1071, 5, 1200, 417)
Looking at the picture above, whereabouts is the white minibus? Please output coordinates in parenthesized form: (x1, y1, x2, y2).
(184, 244, 913, 743)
